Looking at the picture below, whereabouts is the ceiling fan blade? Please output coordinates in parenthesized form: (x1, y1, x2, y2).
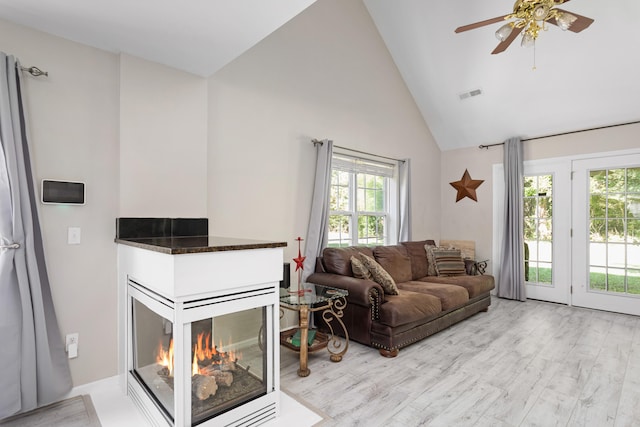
(455, 15, 509, 33)
(491, 25, 523, 54)
(547, 8, 594, 33)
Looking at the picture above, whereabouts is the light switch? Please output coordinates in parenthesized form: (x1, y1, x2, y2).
(68, 227, 81, 245)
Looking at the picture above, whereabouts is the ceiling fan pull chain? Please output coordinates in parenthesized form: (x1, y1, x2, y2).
(532, 42, 537, 71)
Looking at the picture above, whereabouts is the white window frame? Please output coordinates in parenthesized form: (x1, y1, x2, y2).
(328, 151, 398, 247)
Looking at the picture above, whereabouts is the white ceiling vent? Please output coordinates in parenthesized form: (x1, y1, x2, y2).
(458, 88, 483, 101)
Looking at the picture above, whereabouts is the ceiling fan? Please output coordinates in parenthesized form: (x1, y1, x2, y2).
(455, 0, 594, 54)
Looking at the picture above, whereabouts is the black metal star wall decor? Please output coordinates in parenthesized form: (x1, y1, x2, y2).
(449, 169, 484, 202)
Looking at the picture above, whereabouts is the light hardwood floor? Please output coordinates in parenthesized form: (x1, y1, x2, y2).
(280, 296, 640, 426)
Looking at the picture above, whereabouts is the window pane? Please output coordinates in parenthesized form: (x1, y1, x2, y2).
(589, 266, 607, 291)
(524, 176, 535, 196)
(608, 219, 625, 242)
(607, 268, 626, 293)
(331, 171, 350, 211)
(628, 220, 640, 243)
(539, 175, 553, 195)
(607, 243, 626, 268)
(538, 196, 552, 218)
(357, 215, 384, 245)
(590, 194, 606, 218)
(590, 170, 607, 193)
(590, 219, 606, 242)
(627, 196, 640, 220)
(537, 262, 552, 284)
(628, 269, 640, 294)
(628, 244, 640, 268)
(524, 219, 537, 240)
(590, 242, 606, 267)
(528, 261, 539, 282)
(628, 168, 640, 192)
(328, 214, 351, 247)
(538, 241, 552, 262)
(524, 198, 536, 217)
(538, 219, 552, 241)
(608, 169, 626, 193)
(607, 195, 626, 218)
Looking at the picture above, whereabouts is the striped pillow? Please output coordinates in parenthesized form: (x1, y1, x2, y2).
(432, 248, 466, 277)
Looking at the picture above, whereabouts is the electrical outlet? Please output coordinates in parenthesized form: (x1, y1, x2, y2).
(65, 333, 79, 358)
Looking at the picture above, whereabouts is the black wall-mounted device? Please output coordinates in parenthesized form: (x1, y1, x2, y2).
(41, 180, 85, 205)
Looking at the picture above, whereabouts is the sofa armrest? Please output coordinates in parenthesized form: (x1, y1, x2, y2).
(307, 272, 383, 319)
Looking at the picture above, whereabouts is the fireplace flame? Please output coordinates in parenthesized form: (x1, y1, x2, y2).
(157, 332, 242, 378)
(156, 339, 174, 376)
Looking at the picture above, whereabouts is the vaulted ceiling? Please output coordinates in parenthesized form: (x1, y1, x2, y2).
(1, 0, 638, 151)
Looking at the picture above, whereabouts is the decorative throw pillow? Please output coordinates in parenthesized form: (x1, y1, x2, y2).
(424, 244, 438, 276)
(432, 248, 466, 277)
(358, 253, 399, 295)
(350, 255, 373, 281)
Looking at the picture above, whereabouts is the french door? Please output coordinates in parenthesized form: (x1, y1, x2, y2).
(572, 153, 640, 316)
(522, 161, 572, 304)
(493, 160, 571, 304)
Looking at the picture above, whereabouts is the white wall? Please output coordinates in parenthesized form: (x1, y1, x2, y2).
(0, 0, 442, 387)
(440, 122, 640, 274)
(0, 19, 120, 385)
(119, 54, 208, 217)
(207, 0, 442, 264)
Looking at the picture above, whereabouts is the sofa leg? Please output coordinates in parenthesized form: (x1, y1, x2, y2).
(481, 307, 489, 312)
(379, 348, 399, 358)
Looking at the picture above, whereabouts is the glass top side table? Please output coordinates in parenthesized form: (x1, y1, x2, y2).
(279, 284, 349, 377)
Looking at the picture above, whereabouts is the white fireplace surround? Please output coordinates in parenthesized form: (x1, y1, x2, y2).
(117, 241, 284, 427)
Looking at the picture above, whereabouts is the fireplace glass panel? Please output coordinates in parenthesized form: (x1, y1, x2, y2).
(132, 298, 176, 421)
(191, 308, 268, 424)
(131, 297, 268, 426)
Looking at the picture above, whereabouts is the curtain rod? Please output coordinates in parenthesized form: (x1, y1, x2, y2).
(311, 138, 404, 163)
(19, 66, 48, 77)
(478, 119, 640, 149)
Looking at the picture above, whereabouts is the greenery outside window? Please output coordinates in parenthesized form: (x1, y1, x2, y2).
(589, 167, 640, 294)
(524, 174, 553, 284)
(328, 153, 395, 247)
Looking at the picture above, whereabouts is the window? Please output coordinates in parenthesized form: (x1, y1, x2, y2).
(524, 174, 553, 284)
(589, 167, 640, 294)
(328, 153, 395, 247)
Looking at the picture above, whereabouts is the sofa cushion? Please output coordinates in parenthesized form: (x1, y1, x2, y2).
(322, 246, 374, 276)
(397, 281, 469, 311)
(424, 244, 438, 276)
(373, 245, 412, 283)
(432, 248, 466, 276)
(419, 275, 495, 299)
(401, 240, 436, 280)
(350, 256, 373, 281)
(359, 253, 399, 295)
(378, 289, 441, 327)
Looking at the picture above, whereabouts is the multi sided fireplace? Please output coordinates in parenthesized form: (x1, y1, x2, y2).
(116, 232, 286, 427)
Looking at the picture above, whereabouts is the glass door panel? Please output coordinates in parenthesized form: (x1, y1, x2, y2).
(572, 155, 640, 315)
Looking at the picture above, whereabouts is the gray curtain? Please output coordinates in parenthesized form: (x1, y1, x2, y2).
(302, 139, 333, 284)
(0, 53, 72, 419)
(497, 137, 526, 301)
(398, 158, 411, 242)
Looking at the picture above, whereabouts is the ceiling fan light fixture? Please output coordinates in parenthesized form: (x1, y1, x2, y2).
(495, 23, 514, 41)
(521, 31, 535, 48)
(556, 11, 577, 31)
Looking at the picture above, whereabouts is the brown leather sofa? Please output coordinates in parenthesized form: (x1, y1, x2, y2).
(307, 240, 495, 357)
